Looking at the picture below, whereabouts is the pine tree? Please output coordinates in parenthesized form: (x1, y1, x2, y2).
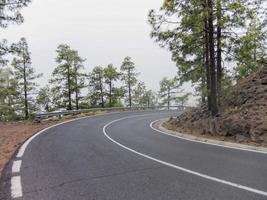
(234, 16, 267, 78)
(148, 0, 265, 115)
(88, 66, 105, 108)
(120, 56, 138, 108)
(0, 0, 31, 28)
(0, 0, 31, 59)
(176, 92, 191, 107)
(149, 0, 211, 110)
(132, 81, 147, 106)
(72, 51, 86, 110)
(159, 77, 178, 109)
(143, 90, 158, 107)
(36, 86, 52, 112)
(50, 45, 85, 110)
(11, 38, 42, 119)
(104, 64, 120, 107)
(52, 44, 73, 110)
(0, 67, 19, 120)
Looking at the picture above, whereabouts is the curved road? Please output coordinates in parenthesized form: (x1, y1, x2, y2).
(1, 110, 267, 200)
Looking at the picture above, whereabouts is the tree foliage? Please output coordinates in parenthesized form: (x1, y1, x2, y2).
(120, 56, 138, 108)
(0, 0, 31, 28)
(234, 16, 267, 78)
(159, 77, 178, 109)
(0, 67, 19, 120)
(11, 37, 42, 119)
(0, 0, 31, 60)
(176, 92, 191, 106)
(88, 66, 105, 108)
(36, 86, 52, 112)
(149, 0, 266, 115)
(50, 44, 85, 110)
(104, 64, 120, 107)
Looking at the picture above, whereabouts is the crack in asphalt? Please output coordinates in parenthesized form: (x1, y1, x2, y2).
(22, 165, 166, 195)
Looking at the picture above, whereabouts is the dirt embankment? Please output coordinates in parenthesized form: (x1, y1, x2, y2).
(164, 66, 267, 146)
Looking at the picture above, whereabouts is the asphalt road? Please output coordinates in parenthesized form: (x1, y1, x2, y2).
(1, 110, 267, 200)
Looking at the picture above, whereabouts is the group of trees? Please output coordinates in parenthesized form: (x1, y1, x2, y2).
(46, 52, 158, 111)
(1, 37, 190, 121)
(0, 0, 40, 120)
(0, 38, 42, 120)
(0, 0, 161, 121)
(149, 0, 267, 116)
(44, 50, 156, 111)
(158, 77, 191, 109)
(0, 39, 161, 120)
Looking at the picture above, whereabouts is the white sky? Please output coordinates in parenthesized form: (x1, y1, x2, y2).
(0, 0, 197, 105)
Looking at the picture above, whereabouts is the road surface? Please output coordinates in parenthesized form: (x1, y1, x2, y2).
(1, 110, 267, 200)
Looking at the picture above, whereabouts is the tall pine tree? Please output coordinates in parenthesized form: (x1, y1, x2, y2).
(120, 57, 138, 108)
(104, 64, 120, 107)
(11, 38, 42, 119)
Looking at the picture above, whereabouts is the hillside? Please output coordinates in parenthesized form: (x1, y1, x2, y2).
(164, 66, 267, 146)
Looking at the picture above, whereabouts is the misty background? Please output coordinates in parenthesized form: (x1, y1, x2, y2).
(0, 0, 197, 105)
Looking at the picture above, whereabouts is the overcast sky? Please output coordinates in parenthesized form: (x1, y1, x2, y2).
(0, 0, 197, 105)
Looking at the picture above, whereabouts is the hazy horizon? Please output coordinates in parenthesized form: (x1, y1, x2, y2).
(0, 0, 197, 105)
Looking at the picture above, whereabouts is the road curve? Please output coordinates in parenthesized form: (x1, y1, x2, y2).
(1, 110, 267, 200)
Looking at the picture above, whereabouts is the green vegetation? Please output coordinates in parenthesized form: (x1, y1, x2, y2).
(120, 56, 139, 108)
(0, 0, 266, 120)
(12, 38, 42, 119)
(148, 0, 266, 115)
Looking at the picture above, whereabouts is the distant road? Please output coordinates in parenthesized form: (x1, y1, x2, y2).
(1, 110, 267, 200)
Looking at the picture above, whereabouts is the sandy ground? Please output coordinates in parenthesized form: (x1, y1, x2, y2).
(0, 112, 106, 175)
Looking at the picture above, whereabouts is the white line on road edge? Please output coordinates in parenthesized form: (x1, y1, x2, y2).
(11, 111, 158, 199)
(16, 111, 152, 158)
(11, 176, 23, 198)
(16, 116, 91, 158)
(103, 115, 267, 197)
(12, 160, 22, 173)
(13, 114, 110, 199)
(150, 120, 267, 155)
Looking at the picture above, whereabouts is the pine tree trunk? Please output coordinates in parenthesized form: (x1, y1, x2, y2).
(216, 0, 222, 106)
(129, 83, 132, 108)
(100, 78, 104, 108)
(109, 80, 112, 107)
(204, 0, 211, 111)
(23, 60, 29, 120)
(75, 76, 79, 110)
(67, 64, 72, 110)
(167, 87, 170, 110)
(253, 38, 257, 63)
(208, 0, 218, 116)
(201, 72, 206, 104)
(7, 75, 11, 107)
(128, 69, 132, 108)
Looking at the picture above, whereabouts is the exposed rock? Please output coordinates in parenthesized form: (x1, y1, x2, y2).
(222, 118, 250, 137)
(168, 66, 267, 145)
(235, 134, 248, 143)
(250, 131, 264, 143)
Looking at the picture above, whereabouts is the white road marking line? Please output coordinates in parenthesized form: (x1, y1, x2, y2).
(16, 115, 96, 158)
(103, 115, 267, 197)
(14, 115, 97, 199)
(12, 160, 22, 173)
(15, 111, 151, 158)
(12, 111, 157, 199)
(150, 120, 267, 154)
(11, 176, 23, 198)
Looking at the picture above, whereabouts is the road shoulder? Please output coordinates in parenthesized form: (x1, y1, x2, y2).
(152, 119, 267, 154)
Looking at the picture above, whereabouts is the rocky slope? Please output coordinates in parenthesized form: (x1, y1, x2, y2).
(165, 66, 267, 146)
